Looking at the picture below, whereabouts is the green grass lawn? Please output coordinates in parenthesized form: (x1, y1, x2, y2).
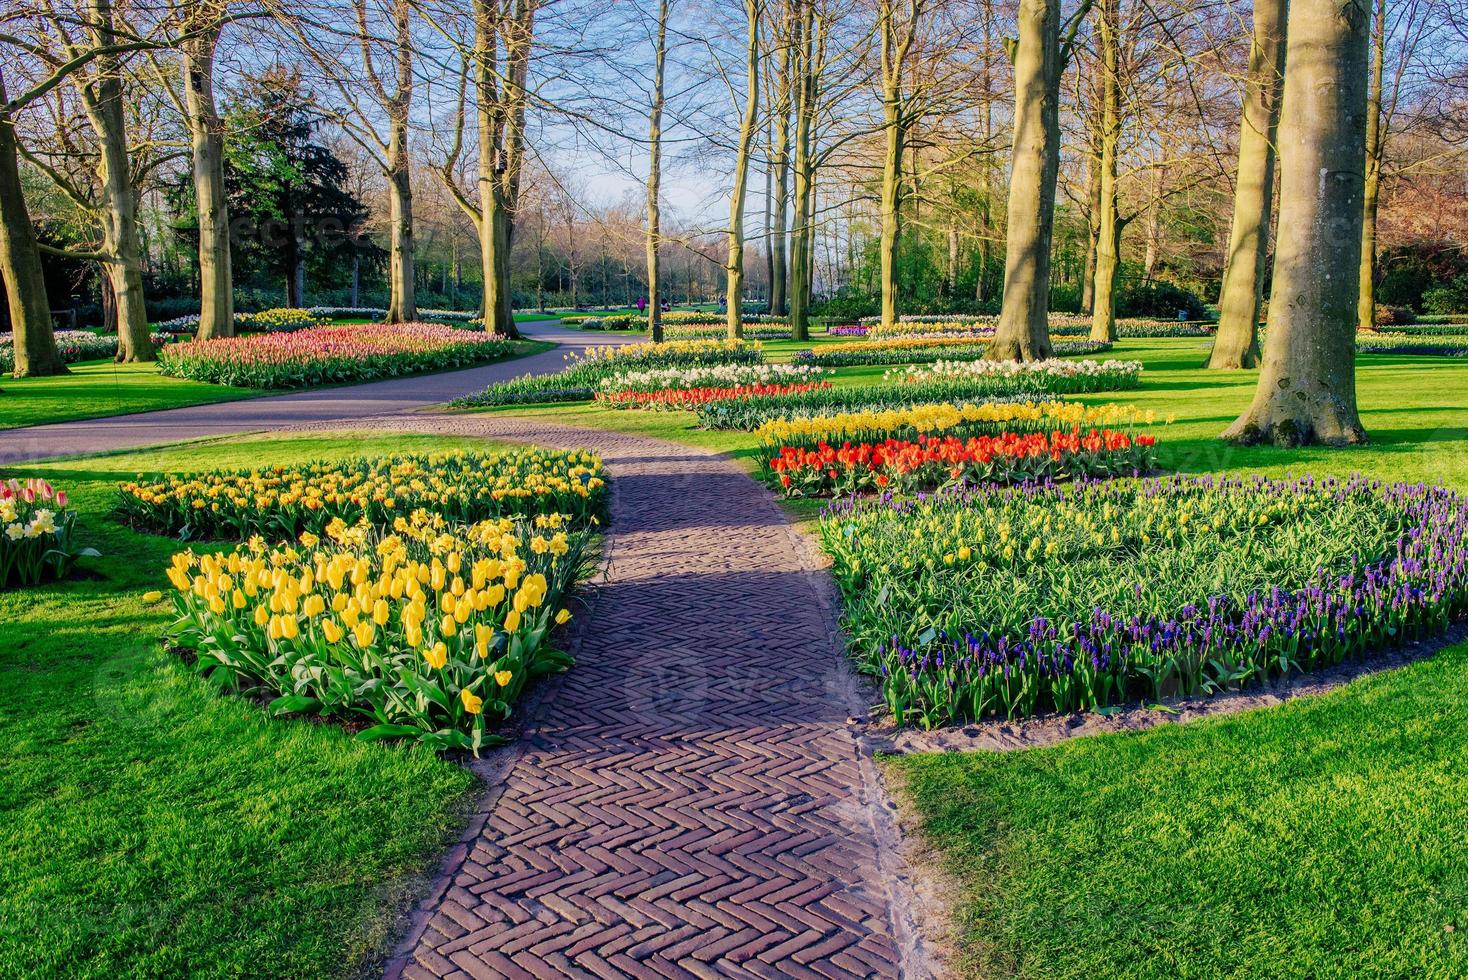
(0, 340, 554, 431)
(0, 360, 259, 430)
(0, 431, 533, 977)
(476, 338, 1468, 975)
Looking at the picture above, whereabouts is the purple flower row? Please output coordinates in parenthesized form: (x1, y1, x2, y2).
(830, 476, 1468, 728)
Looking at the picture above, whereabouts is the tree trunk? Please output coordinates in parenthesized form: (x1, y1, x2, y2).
(0, 71, 64, 377)
(771, 14, 792, 318)
(351, 254, 361, 305)
(725, 0, 760, 340)
(1357, 0, 1385, 331)
(877, 0, 910, 331)
(1223, 0, 1370, 447)
(991, 0, 1060, 362)
(384, 128, 417, 322)
(1089, 0, 1121, 343)
(183, 24, 233, 340)
(1209, 0, 1286, 369)
(787, 1, 815, 341)
(646, 0, 667, 342)
(85, 0, 153, 362)
(1080, 125, 1100, 314)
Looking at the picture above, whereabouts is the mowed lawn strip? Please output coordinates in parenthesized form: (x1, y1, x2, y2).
(0, 432, 534, 976)
(890, 642, 1468, 977)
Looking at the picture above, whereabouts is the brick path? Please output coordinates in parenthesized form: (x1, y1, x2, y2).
(349, 414, 919, 980)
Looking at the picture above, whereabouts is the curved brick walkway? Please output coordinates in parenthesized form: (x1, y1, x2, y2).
(322, 414, 919, 979)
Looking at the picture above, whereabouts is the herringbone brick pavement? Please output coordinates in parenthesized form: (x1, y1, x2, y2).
(341, 414, 915, 979)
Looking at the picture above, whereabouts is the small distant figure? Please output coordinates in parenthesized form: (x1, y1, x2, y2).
(637, 295, 647, 314)
(661, 299, 671, 313)
(717, 294, 727, 315)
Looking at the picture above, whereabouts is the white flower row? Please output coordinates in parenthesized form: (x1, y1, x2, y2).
(600, 362, 826, 392)
(886, 358, 1144, 382)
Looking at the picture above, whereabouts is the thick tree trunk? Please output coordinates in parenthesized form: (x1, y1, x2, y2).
(1210, 0, 1286, 369)
(1089, 0, 1121, 343)
(946, 223, 959, 294)
(1223, 0, 1370, 447)
(646, 0, 668, 342)
(0, 72, 64, 377)
(991, 0, 1059, 361)
(183, 26, 233, 340)
(1357, 0, 1385, 331)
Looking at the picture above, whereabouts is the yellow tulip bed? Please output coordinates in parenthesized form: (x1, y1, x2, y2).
(117, 448, 605, 540)
(755, 400, 1164, 455)
(155, 511, 589, 753)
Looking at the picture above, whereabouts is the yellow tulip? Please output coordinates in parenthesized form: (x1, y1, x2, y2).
(424, 641, 448, 670)
(494, 670, 513, 687)
(460, 688, 483, 714)
(373, 598, 390, 626)
(353, 621, 375, 647)
(322, 618, 344, 644)
(142, 590, 163, 603)
(555, 608, 571, 625)
(504, 608, 522, 632)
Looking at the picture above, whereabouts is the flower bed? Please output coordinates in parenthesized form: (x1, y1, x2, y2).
(887, 357, 1144, 393)
(600, 380, 831, 410)
(1369, 322, 1468, 337)
(1355, 332, 1468, 356)
(792, 337, 1112, 367)
(1, 478, 95, 588)
(156, 323, 514, 388)
(1, 330, 171, 371)
(117, 447, 605, 540)
(695, 382, 1043, 431)
(866, 320, 996, 341)
(235, 308, 328, 333)
(755, 400, 1161, 454)
(819, 475, 1468, 728)
(157, 512, 590, 753)
(827, 324, 869, 337)
(597, 362, 824, 394)
(768, 429, 1156, 497)
(456, 339, 764, 407)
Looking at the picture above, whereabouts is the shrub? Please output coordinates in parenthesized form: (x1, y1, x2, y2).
(156, 323, 515, 388)
(158, 511, 590, 753)
(1, 479, 96, 588)
(1115, 281, 1207, 320)
(819, 476, 1468, 728)
(117, 447, 605, 540)
(1373, 305, 1417, 327)
(1422, 277, 1468, 315)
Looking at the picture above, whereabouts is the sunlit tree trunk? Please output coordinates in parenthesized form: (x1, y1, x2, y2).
(725, 0, 761, 340)
(770, 4, 793, 317)
(788, 0, 816, 341)
(991, 0, 1068, 361)
(1210, 0, 1286, 369)
(0, 71, 63, 377)
(1089, 0, 1121, 343)
(83, 0, 152, 362)
(646, 0, 668, 342)
(384, 0, 417, 323)
(182, 13, 233, 339)
(877, 0, 918, 331)
(1356, 0, 1385, 330)
(1223, 0, 1370, 447)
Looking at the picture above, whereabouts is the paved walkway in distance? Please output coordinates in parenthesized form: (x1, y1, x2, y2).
(345, 414, 917, 980)
(0, 320, 635, 465)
